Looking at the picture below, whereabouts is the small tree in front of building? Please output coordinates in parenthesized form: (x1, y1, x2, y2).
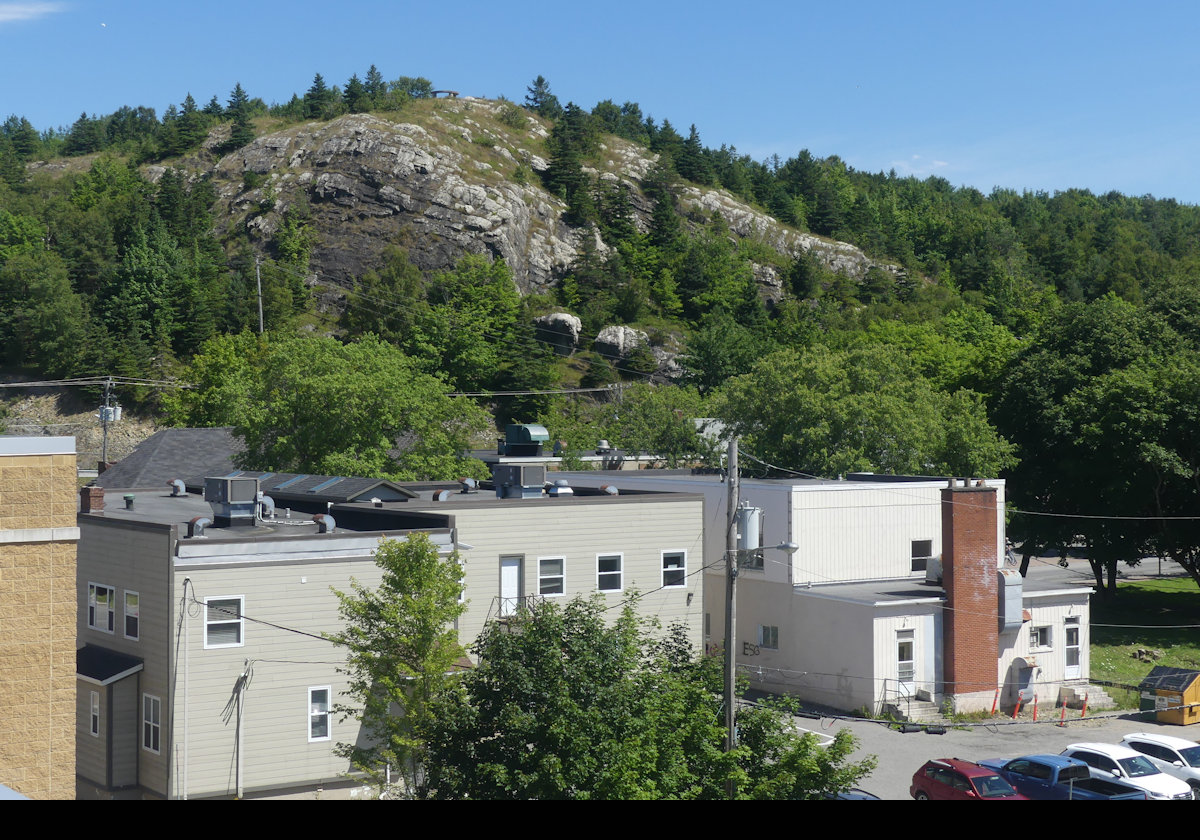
(328, 533, 466, 796)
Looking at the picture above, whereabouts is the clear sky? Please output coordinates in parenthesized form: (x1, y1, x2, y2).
(3, 0, 1199, 203)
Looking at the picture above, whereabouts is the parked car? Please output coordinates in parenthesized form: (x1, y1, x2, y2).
(1061, 743, 1194, 800)
(910, 758, 1028, 800)
(979, 754, 1147, 800)
(1121, 732, 1200, 792)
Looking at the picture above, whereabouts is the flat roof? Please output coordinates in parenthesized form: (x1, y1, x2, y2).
(0, 435, 75, 456)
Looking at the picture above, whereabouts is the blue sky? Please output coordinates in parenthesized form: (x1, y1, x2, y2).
(3, 0, 1199, 203)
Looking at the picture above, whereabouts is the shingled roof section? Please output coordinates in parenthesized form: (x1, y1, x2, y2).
(96, 427, 241, 490)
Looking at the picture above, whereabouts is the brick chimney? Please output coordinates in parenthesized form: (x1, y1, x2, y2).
(80, 484, 105, 513)
(942, 478, 999, 712)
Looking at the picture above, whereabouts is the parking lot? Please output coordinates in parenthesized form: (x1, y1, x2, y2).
(809, 709, 1193, 799)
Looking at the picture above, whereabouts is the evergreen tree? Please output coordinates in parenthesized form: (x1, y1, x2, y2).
(364, 64, 387, 103)
(524, 75, 562, 119)
(343, 74, 369, 112)
(304, 73, 335, 119)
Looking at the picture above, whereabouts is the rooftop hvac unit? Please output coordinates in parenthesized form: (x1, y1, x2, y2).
(204, 476, 260, 527)
(492, 464, 546, 499)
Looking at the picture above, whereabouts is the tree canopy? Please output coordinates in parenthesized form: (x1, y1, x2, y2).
(164, 332, 490, 480)
(327, 533, 466, 795)
(421, 597, 874, 799)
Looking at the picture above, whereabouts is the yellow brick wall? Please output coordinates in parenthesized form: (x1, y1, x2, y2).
(0, 450, 77, 799)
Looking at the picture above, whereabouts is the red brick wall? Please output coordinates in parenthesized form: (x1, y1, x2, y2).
(942, 483, 998, 697)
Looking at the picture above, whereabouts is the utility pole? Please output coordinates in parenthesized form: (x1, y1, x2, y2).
(723, 435, 739, 796)
(100, 377, 113, 466)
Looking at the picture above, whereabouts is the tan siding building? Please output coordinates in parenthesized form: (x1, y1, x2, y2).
(75, 476, 704, 799)
(0, 437, 79, 799)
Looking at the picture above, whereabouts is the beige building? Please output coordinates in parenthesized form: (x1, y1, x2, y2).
(76, 470, 703, 799)
(0, 436, 78, 799)
(557, 470, 1097, 718)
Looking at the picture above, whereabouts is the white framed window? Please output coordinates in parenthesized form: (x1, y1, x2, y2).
(1030, 625, 1052, 650)
(142, 694, 161, 754)
(204, 596, 244, 648)
(661, 550, 686, 588)
(597, 554, 623, 592)
(88, 582, 116, 633)
(538, 557, 565, 596)
(124, 590, 140, 640)
(758, 625, 779, 650)
(309, 686, 331, 742)
(911, 539, 933, 572)
(90, 691, 100, 737)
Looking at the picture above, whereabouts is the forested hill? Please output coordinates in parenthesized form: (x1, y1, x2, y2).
(6, 72, 1200, 596)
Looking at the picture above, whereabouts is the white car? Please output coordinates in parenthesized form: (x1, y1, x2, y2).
(1061, 743, 1194, 800)
(1121, 732, 1200, 792)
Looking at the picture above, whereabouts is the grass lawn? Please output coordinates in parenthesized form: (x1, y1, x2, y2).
(1091, 577, 1200, 707)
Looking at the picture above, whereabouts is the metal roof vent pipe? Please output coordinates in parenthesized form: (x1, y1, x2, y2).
(123, 493, 136, 510)
(547, 479, 574, 497)
(371, 497, 383, 508)
(459, 477, 478, 494)
(597, 439, 611, 454)
(600, 484, 618, 496)
(433, 489, 453, 502)
(313, 513, 336, 534)
(258, 494, 276, 519)
(187, 516, 211, 538)
(169, 479, 186, 497)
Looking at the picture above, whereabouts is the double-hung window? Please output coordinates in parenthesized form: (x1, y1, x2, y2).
(204, 596, 244, 648)
(661, 550, 686, 588)
(90, 691, 100, 737)
(538, 557, 565, 596)
(142, 694, 161, 753)
(597, 554, 623, 592)
(88, 583, 116, 633)
(309, 687, 331, 742)
(911, 540, 933, 572)
(124, 590, 140, 640)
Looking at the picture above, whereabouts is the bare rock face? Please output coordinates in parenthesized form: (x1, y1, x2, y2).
(594, 325, 649, 360)
(534, 312, 583, 355)
(204, 103, 901, 299)
(213, 112, 583, 294)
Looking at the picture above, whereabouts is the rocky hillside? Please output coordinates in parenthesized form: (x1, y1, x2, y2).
(161, 98, 900, 299)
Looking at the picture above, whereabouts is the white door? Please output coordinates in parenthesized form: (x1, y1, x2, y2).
(1064, 618, 1081, 679)
(897, 629, 916, 696)
(500, 556, 522, 616)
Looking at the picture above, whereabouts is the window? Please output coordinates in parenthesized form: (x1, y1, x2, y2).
(88, 583, 115, 633)
(204, 596, 244, 648)
(758, 625, 779, 650)
(90, 691, 100, 737)
(597, 554, 622, 592)
(142, 694, 161, 754)
(1029, 625, 1052, 649)
(662, 551, 686, 588)
(124, 590, 140, 640)
(538, 557, 564, 596)
(309, 687, 331, 742)
(911, 540, 933, 572)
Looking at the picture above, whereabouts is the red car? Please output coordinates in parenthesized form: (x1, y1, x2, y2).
(911, 758, 1029, 800)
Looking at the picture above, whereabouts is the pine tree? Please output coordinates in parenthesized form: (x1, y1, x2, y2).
(343, 74, 369, 112)
(524, 75, 562, 119)
(364, 64, 387, 103)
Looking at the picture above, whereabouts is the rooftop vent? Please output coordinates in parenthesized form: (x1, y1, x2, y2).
(597, 439, 611, 453)
(492, 464, 546, 499)
(500, 423, 549, 457)
(169, 479, 186, 497)
(547, 479, 574, 497)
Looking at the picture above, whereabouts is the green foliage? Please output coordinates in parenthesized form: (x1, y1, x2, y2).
(714, 344, 1016, 478)
(166, 333, 490, 480)
(327, 533, 466, 795)
(524, 75, 562, 120)
(498, 102, 527, 129)
(422, 597, 874, 799)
